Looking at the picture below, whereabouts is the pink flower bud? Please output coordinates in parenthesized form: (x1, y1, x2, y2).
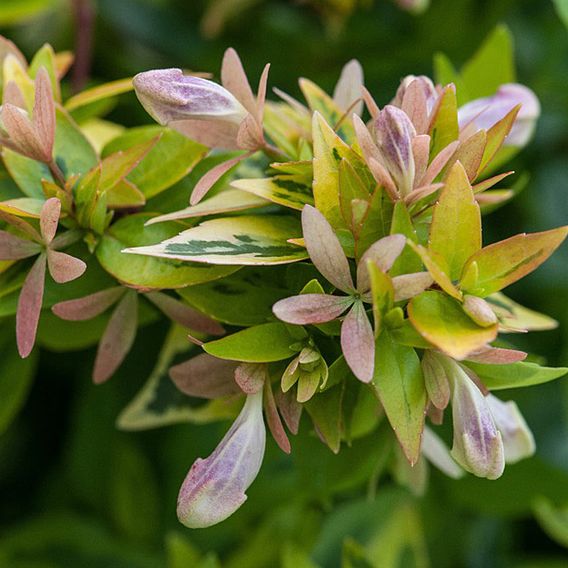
(133, 69, 248, 127)
(177, 391, 265, 528)
(458, 84, 540, 148)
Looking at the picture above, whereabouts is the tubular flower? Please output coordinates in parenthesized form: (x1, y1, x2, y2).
(177, 390, 266, 528)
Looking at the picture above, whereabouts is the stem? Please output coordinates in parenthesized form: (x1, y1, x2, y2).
(71, 0, 95, 93)
(48, 160, 67, 187)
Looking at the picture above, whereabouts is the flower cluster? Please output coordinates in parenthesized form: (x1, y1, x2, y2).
(0, 34, 566, 531)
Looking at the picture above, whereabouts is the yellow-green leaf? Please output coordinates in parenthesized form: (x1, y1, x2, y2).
(408, 291, 498, 359)
(372, 330, 427, 465)
(460, 227, 568, 297)
(65, 78, 133, 111)
(231, 176, 313, 211)
(429, 161, 481, 280)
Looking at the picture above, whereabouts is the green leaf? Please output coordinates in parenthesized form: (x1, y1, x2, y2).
(0, 330, 37, 435)
(464, 361, 568, 391)
(65, 78, 134, 112)
(102, 126, 207, 198)
(124, 215, 309, 266)
(367, 261, 394, 335)
(389, 201, 422, 276)
(408, 291, 497, 359)
(203, 322, 297, 362)
(554, 0, 568, 28)
(460, 25, 516, 103)
(477, 106, 520, 175)
(117, 326, 239, 431)
(3, 107, 98, 198)
(533, 496, 568, 549)
(178, 269, 289, 326)
(487, 292, 557, 332)
(28, 43, 60, 101)
(311, 112, 371, 229)
(232, 175, 314, 211)
(429, 86, 459, 157)
(372, 330, 426, 465)
(304, 383, 344, 454)
(459, 227, 568, 297)
(429, 161, 481, 281)
(96, 213, 237, 289)
(0, 0, 54, 25)
(433, 53, 462, 91)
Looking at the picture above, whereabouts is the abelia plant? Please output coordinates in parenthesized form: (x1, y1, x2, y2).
(0, 30, 566, 533)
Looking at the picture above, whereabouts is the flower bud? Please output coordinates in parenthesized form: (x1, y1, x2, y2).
(445, 358, 505, 479)
(463, 295, 498, 327)
(133, 69, 248, 127)
(393, 75, 437, 112)
(375, 105, 416, 196)
(458, 83, 540, 148)
(177, 390, 265, 528)
(486, 394, 536, 464)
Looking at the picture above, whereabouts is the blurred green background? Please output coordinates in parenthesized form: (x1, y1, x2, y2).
(1, 0, 568, 566)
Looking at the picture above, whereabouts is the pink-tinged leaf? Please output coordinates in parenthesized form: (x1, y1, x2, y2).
(392, 272, 433, 302)
(221, 48, 257, 116)
(419, 140, 460, 186)
(39, 197, 61, 244)
(463, 295, 498, 327)
(46, 250, 86, 283)
(333, 59, 364, 116)
(404, 183, 444, 205)
(236, 114, 263, 150)
(93, 291, 138, 384)
(362, 86, 380, 119)
(356, 234, 406, 292)
(255, 63, 270, 124)
(2, 80, 26, 108)
(421, 350, 450, 410)
(52, 287, 125, 321)
(341, 301, 374, 383)
(172, 118, 241, 150)
(301, 205, 354, 292)
(0, 230, 41, 260)
(472, 171, 513, 193)
(352, 114, 381, 165)
(368, 158, 398, 200)
(477, 105, 520, 174)
(275, 389, 303, 434)
(460, 227, 568, 297)
(190, 152, 249, 205)
(177, 390, 265, 528)
(235, 363, 266, 394)
(401, 79, 429, 134)
(32, 68, 55, 159)
(16, 254, 46, 358)
(169, 353, 240, 398)
(273, 293, 353, 325)
(145, 291, 224, 335)
(263, 379, 291, 454)
(412, 134, 430, 183)
(465, 346, 527, 365)
(445, 130, 486, 181)
(1, 103, 47, 161)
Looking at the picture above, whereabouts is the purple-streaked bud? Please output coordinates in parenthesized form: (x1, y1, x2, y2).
(133, 69, 248, 127)
(375, 105, 417, 196)
(392, 75, 438, 114)
(458, 84, 540, 148)
(486, 394, 535, 464)
(445, 358, 505, 479)
(177, 391, 265, 528)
